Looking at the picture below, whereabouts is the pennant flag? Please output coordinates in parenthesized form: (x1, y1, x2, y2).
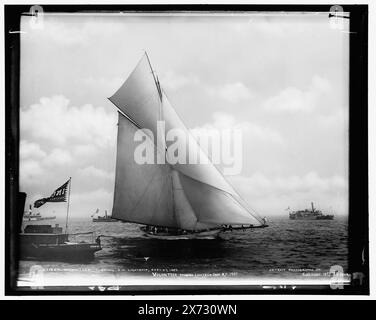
(34, 179, 70, 208)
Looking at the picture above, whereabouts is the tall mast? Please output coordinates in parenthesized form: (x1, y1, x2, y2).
(144, 51, 162, 101)
(65, 177, 72, 234)
(144, 51, 166, 164)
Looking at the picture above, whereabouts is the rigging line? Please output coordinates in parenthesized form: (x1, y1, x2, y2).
(144, 51, 163, 102)
(235, 195, 264, 219)
(112, 93, 160, 132)
(226, 193, 264, 225)
(115, 109, 142, 129)
(144, 52, 165, 155)
(215, 180, 263, 222)
(221, 176, 265, 222)
(238, 198, 266, 222)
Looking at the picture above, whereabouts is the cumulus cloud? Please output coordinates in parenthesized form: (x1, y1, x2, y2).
(19, 95, 117, 213)
(81, 76, 125, 97)
(19, 142, 73, 185)
(43, 148, 72, 166)
(78, 166, 113, 180)
(21, 95, 117, 148)
(263, 75, 331, 113)
(20, 140, 46, 159)
(20, 159, 44, 184)
(208, 82, 254, 104)
(161, 75, 254, 105)
(189, 112, 285, 175)
(19, 146, 73, 189)
(72, 144, 99, 158)
(219, 82, 253, 103)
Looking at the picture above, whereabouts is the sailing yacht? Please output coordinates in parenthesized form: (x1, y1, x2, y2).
(108, 53, 267, 239)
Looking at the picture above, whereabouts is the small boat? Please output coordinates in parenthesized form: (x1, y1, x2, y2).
(20, 224, 102, 260)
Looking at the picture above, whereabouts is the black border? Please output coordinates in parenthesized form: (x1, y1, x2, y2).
(4, 4, 369, 296)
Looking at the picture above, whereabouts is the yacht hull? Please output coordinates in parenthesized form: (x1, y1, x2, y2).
(143, 229, 221, 240)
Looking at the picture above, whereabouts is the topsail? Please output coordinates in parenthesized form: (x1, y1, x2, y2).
(109, 53, 262, 231)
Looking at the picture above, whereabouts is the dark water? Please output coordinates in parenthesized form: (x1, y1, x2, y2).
(18, 216, 348, 286)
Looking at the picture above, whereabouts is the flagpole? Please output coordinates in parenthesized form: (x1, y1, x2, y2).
(65, 177, 72, 234)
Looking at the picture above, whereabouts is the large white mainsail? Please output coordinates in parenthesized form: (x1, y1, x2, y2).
(112, 112, 176, 228)
(109, 53, 263, 231)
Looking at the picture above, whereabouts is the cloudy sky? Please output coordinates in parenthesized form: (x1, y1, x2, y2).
(19, 13, 349, 218)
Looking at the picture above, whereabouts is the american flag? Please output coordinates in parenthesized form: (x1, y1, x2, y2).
(34, 179, 70, 208)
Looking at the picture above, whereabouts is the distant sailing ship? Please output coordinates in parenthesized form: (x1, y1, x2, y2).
(22, 205, 55, 221)
(288, 202, 334, 220)
(92, 209, 117, 222)
(108, 53, 267, 239)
